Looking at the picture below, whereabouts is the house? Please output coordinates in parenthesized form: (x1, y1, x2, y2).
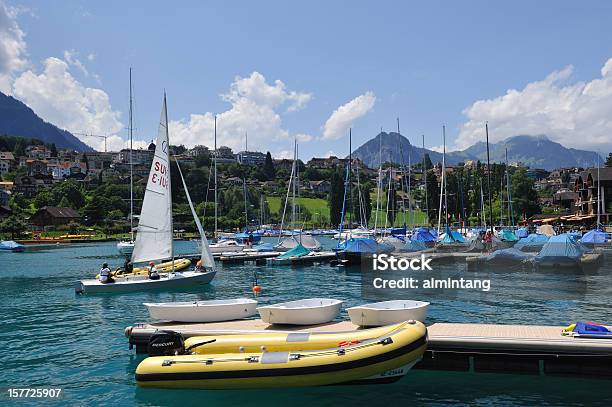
(0, 151, 15, 174)
(26, 145, 51, 160)
(574, 167, 612, 223)
(213, 146, 236, 163)
(307, 180, 330, 194)
(0, 181, 13, 192)
(552, 188, 578, 213)
(30, 206, 81, 227)
(236, 150, 266, 166)
(113, 148, 154, 166)
(13, 175, 48, 198)
(187, 145, 210, 157)
(85, 151, 114, 170)
(26, 159, 48, 176)
(225, 176, 244, 186)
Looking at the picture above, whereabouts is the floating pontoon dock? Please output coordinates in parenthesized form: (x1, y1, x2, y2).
(125, 320, 612, 378)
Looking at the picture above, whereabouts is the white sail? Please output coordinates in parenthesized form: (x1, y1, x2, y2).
(175, 160, 215, 270)
(132, 97, 173, 264)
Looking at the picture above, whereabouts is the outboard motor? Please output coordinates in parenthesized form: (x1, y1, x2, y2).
(147, 330, 185, 356)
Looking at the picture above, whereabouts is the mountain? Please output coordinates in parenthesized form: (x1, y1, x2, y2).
(351, 132, 601, 170)
(0, 92, 93, 152)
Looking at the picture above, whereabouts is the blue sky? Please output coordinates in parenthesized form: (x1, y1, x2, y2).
(2, 0, 612, 158)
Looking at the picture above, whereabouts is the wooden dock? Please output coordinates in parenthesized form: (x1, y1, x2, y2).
(125, 319, 612, 378)
(218, 252, 281, 264)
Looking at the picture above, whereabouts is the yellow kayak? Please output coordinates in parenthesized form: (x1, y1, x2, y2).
(96, 258, 192, 279)
(135, 321, 427, 389)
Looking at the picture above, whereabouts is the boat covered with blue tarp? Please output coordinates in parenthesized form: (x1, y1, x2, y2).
(516, 227, 529, 238)
(514, 234, 549, 252)
(580, 229, 608, 245)
(534, 233, 588, 267)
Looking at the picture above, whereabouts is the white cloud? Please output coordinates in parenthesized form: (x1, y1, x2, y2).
(322, 91, 376, 140)
(87, 53, 95, 62)
(428, 145, 445, 153)
(63, 49, 89, 76)
(273, 149, 294, 159)
(457, 59, 612, 151)
(0, 1, 28, 93)
(323, 150, 337, 158)
(169, 72, 312, 151)
(295, 133, 313, 143)
(13, 57, 123, 151)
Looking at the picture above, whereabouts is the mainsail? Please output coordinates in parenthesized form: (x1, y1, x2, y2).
(175, 160, 215, 270)
(132, 96, 173, 263)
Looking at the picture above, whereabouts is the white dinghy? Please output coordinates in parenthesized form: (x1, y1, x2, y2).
(208, 239, 245, 254)
(76, 95, 216, 294)
(144, 298, 257, 322)
(258, 298, 343, 325)
(347, 300, 429, 326)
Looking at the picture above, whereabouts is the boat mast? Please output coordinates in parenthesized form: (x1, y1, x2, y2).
(397, 118, 408, 229)
(374, 128, 383, 233)
(485, 122, 494, 233)
(163, 93, 174, 270)
(348, 128, 353, 229)
(128, 68, 134, 241)
(243, 132, 248, 230)
(437, 125, 445, 236)
(443, 126, 448, 227)
(214, 115, 218, 239)
(597, 152, 601, 227)
(505, 147, 514, 227)
(422, 134, 428, 226)
(291, 138, 296, 229)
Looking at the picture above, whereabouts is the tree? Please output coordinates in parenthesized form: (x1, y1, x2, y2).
(0, 214, 28, 238)
(423, 154, 433, 170)
(13, 138, 26, 157)
(50, 143, 58, 157)
(328, 169, 345, 227)
(263, 152, 275, 180)
(606, 152, 612, 167)
(511, 168, 540, 220)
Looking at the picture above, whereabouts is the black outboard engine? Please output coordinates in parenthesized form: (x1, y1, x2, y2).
(147, 330, 185, 356)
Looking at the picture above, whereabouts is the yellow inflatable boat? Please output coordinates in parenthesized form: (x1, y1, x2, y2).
(135, 321, 427, 389)
(96, 258, 192, 279)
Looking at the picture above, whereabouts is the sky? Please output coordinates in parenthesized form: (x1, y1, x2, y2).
(1, 0, 612, 159)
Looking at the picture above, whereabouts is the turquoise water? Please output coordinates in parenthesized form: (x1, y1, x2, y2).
(1, 237, 611, 406)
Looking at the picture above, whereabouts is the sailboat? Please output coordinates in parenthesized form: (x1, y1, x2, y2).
(275, 139, 321, 252)
(117, 69, 136, 256)
(76, 95, 216, 294)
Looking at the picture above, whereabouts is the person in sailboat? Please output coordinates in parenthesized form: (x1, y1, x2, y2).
(148, 262, 160, 280)
(122, 255, 133, 275)
(99, 263, 114, 284)
(195, 260, 204, 272)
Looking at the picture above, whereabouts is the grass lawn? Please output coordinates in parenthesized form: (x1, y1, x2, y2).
(266, 195, 429, 227)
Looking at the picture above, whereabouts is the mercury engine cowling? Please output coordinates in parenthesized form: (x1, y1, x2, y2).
(147, 330, 185, 356)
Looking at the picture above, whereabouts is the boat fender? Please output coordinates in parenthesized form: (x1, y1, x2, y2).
(147, 330, 185, 356)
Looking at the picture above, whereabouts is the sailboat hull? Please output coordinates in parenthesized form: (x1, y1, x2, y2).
(76, 271, 216, 294)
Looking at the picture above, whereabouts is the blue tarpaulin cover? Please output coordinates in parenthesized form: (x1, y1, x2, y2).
(516, 228, 529, 238)
(535, 234, 587, 263)
(571, 322, 612, 338)
(439, 225, 466, 243)
(485, 248, 533, 262)
(515, 234, 549, 252)
(277, 244, 310, 259)
(400, 240, 428, 252)
(581, 229, 607, 244)
(499, 229, 519, 242)
(340, 237, 393, 254)
(411, 227, 437, 242)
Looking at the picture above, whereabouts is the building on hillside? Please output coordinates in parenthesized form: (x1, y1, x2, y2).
(174, 155, 195, 167)
(0, 151, 15, 174)
(236, 150, 266, 166)
(213, 146, 236, 163)
(525, 168, 549, 180)
(225, 176, 244, 186)
(113, 148, 154, 166)
(187, 145, 209, 157)
(307, 180, 331, 194)
(0, 181, 13, 192)
(574, 167, 612, 223)
(58, 149, 80, 161)
(552, 188, 578, 213)
(26, 145, 51, 160)
(85, 152, 114, 170)
(13, 175, 50, 198)
(307, 156, 341, 169)
(30, 206, 81, 228)
(24, 159, 48, 176)
(273, 158, 294, 171)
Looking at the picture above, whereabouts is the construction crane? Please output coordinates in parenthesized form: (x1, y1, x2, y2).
(74, 132, 110, 152)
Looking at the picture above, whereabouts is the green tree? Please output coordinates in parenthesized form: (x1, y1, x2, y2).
(50, 143, 58, 157)
(0, 214, 28, 238)
(423, 153, 433, 170)
(606, 152, 612, 167)
(263, 152, 275, 180)
(328, 169, 345, 227)
(511, 168, 540, 220)
(13, 138, 26, 157)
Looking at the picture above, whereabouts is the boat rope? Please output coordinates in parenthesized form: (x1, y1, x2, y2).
(185, 339, 217, 352)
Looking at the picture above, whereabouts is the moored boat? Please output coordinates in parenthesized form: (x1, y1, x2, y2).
(0, 240, 25, 252)
(144, 298, 257, 322)
(76, 270, 216, 294)
(135, 320, 427, 389)
(116, 240, 135, 256)
(207, 239, 245, 254)
(258, 298, 343, 325)
(347, 300, 429, 326)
